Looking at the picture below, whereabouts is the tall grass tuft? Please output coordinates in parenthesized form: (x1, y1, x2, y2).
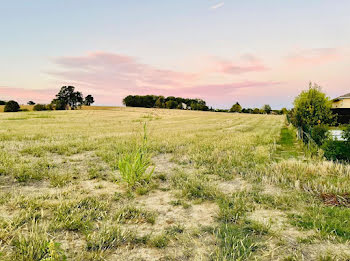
(118, 123, 154, 187)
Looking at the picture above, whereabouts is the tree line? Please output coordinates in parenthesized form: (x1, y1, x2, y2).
(123, 95, 288, 115)
(0, 86, 95, 112)
(123, 95, 209, 111)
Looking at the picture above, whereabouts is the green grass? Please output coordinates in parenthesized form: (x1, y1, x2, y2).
(275, 126, 300, 159)
(114, 205, 156, 224)
(290, 206, 350, 240)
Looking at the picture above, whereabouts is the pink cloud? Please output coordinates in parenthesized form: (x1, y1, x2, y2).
(53, 52, 196, 88)
(204, 55, 269, 75)
(0, 87, 56, 104)
(43, 51, 278, 106)
(286, 48, 341, 66)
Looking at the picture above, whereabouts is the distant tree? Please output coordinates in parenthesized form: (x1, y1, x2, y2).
(0, 100, 6, 105)
(291, 82, 334, 131)
(122, 95, 209, 111)
(281, 108, 288, 115)
(252, 108, 260, 114)
(230, 102, 242, 113)
(155, 97, 165, 108)
(51, 99, 66, 110)
(33, 104, 47, 111)
(165, 100, 178, 109)
(4, 100, 20, 112)
(242, 108, 253, 113)
(262, 104, 272, 114)
(84, 95, 95, 106)
(27, 101, 36, 105)
(54, 86, 83, 110)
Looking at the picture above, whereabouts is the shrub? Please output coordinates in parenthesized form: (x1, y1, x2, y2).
(309, 124, 329, 146)
(342, 125, 350, 141)
(46, 103, 54, 111)
(321, 140, 350, 161)
(4, 100, 20, 112)
(33, 104, 47, 111)
(230, 102, 242, 113)
(291, 83, 334, 130)
(0, 100, 6, 105)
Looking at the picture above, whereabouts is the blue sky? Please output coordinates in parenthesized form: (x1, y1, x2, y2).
(1, 0, 350, 108)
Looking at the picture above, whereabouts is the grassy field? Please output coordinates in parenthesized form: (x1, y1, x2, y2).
(0, 107, 350, 260)
(0, 105, 116, 112)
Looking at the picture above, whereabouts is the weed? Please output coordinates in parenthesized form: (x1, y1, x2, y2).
(118, 124, 155, 187)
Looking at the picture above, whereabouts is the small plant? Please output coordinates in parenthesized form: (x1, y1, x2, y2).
(118, 123, 154, 187)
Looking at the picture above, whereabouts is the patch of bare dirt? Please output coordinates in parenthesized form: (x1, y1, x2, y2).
(78, 180, 123, 195)
(136, 190, 218, 233)
(249, 209, 312, 239)
(303, 242, 350, 260)
(261, 183, 284, 196)
(0, 181, 61, 195)
(217, 177, 252, 194)
(152, 154, 178, 174)
(111, 246, 164, 261)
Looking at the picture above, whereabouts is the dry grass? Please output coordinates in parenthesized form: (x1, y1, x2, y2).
(0, 107, 349, 260)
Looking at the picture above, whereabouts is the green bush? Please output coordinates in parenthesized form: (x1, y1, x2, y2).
(33, 104, 47, 111)
(4, 100, 20, 112)
(309, 124, 329, 146)
(322, 140, 350, 161)
(343, 125, 350, 141)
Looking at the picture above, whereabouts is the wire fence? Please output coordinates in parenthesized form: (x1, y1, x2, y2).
(296, 127, 319, 151)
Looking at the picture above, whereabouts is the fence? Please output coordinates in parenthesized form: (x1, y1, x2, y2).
(296, 127, 319, 151)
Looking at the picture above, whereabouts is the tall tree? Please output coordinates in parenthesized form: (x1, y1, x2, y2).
(230, 102, 242, 113)
(54, 86, 83, 110)
(84, 95, 95, 106)
(291, 82, 335, 131)
(262, 104, 272, 114)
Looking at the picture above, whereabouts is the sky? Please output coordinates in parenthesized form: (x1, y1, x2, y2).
(1, 0, 350, 109)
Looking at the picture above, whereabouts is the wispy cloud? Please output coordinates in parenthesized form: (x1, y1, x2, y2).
(210, 2, 224, 10)
(44, 51, 276, 105)
(286, 48, 341, 66)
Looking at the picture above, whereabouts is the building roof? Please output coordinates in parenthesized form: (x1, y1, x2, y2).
(333, 93, 350, 101)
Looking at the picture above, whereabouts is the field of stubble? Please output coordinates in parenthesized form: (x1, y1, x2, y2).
(0, 107, 350, 261)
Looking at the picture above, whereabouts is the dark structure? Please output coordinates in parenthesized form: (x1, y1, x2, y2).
(332, 93, 350, 124)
